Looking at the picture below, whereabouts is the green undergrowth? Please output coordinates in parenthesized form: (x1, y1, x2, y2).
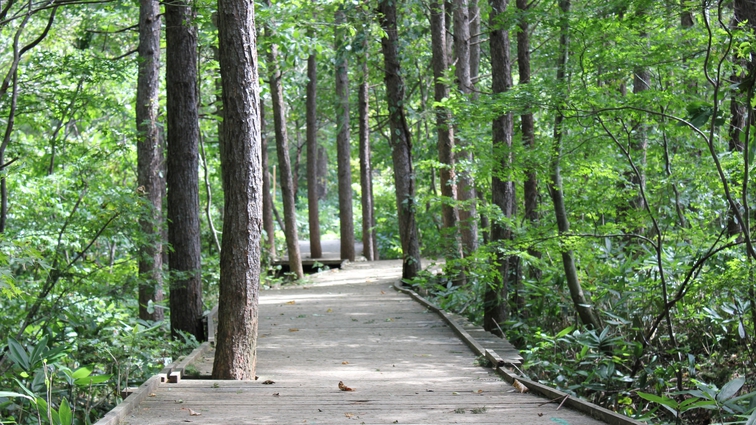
(408, 250, 756, 425)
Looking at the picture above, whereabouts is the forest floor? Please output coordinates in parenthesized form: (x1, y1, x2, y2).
(120, 259, 611, 424)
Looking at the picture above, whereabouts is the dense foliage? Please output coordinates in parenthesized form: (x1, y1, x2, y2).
(0, 0, 754, 423)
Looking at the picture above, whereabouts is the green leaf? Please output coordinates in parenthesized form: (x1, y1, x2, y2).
(555, 325, 574, 338)
(0, 390, 34, 401)
(637, 391, 679, 410)
(58, 398, 72, 425)
(71, 366, 93, 380)
(745, 407, 756, 425)
(75, 374, 111, 386)
(28, 335, 49, 368)
(7, 338, 30, 371)
(718, 377, 745, 402)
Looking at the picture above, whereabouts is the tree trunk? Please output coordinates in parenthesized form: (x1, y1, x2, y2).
(358, 27, 377, 261)
(316, 145, 328, 200)
(212, 0, 261, 379)
(335, 6, 355, 262)
(265, 17, 304, 280)
(469, 0, 480, 92)
(517, 0, 541, 308)
(430, 0, 463, 260)
(306, 51, 322, 258)
(378, 0, 422, 280)
(548, 0, 601, 331)
(136, 0, 164, 322)
(485, 0, 514, 335)
(166, 0, 203, 340)
(453, 0, 478, 254)
(261, 100, 276, 259)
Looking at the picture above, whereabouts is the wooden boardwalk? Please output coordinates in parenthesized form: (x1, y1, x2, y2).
(118, 260, 629, 425)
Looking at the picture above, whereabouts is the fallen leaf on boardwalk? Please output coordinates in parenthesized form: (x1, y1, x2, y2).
(188, 409, 201, 416)
(338, 381, 355, 391)
(286, 300, 296, 305)
(380, 291, 385, 294)
(149, 393, 156, 397)
(475, 389, 483, 394)
(262, 380, 275, 385)
(344, 413, 354, 418)
(289, 328, 299, 332)
(273, 393, 280, 397)
(537, 413, 544, 417)
(175, 399, 184, 404)
(342, 361, 349, 364)
(326, 308, 333, 313)
(513, 379, 529, 393)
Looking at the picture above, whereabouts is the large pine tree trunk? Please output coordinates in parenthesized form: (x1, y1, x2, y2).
(265, 19, 304, 279)
(453, 0, 478, 254)
(306, 51, 322, 259)
(212, 0, 261, 379)
(549, 0, 601, 331)
(485, 0, 514, 335)
(378, 0, 422, 280)
(430, 0, 462, 260)
(358, 29, 377, 261)
(335, 6, 355, 261)
(136, 0, 164, 322)
(165, 0, 203, 340)
(261, 100, 276, 259)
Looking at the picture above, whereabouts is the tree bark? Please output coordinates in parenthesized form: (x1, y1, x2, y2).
(212, 0, 261, 379)
(261, 100, 276, 259)
(453, 0, 478, 254)
(335, 6, 355, 262)
(430, 0, 463, 260)
(485, 0, 514, 335)
(306, 50, 322, 258)
(378, 0, 422, 280)
(166, 0, 203, 340)
(264, 16, 304, 280)
(136, 0, 164, 322)
(358, 27, 377, 261)
(516, 0, 541, 307)
(548, 0, 601, 331)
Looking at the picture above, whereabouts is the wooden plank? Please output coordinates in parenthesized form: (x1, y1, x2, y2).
(94, 375, 161, 425)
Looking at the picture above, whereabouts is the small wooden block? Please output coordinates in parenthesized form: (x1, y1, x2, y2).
(168, 371, 181, 384)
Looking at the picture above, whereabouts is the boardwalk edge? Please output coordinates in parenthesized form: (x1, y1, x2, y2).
(93, 341, 212, 425)
(393, 281, 646, 425)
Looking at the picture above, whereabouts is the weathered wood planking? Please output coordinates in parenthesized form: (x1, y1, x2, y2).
(119, 260, 625, 425)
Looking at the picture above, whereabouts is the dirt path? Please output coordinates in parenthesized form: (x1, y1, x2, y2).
(122, 261, 609, 424)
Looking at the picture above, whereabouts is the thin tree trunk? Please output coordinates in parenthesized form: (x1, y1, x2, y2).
(261, 100, 276, 259)
(166, 0, 203, 340)
(264, 17, 304, 280)
(548, 0, 601, 331)
(212, 0, 261, 379)
(485, 0, 514, 335)
(306, 50, 322, 258)
(358, 26, 377, 261)
(430, 0, 463, 260)
(136, 0, 164, 322)
(335, 6, 355, 262)
(378, 0, 422, 280)
(453, 0, 478, 254)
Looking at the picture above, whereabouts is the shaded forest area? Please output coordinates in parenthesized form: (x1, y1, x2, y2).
(1, 0, 755, 423)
